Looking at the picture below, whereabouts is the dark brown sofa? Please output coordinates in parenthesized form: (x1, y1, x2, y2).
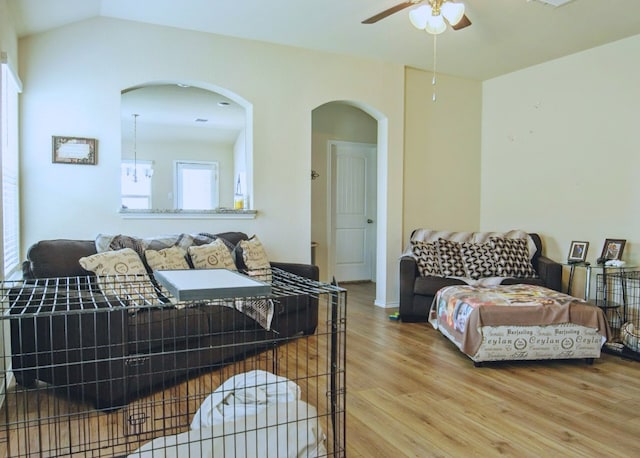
(9, 232, 318, 409)
(399, 232, 562, 322)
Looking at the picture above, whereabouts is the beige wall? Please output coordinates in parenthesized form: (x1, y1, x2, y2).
(0, 0, 18, 68)
(18, 17, 405, 305)
(403, 67, 483, 245)
(311, 102, 378, 282)
(121, 138, 235, 209)
(482, 34, 640, 295)
(15, 11, 639, 306)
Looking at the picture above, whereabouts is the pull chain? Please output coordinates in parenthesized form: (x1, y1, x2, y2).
(132, 113, 139, 182)
(432, 34, 437, 102)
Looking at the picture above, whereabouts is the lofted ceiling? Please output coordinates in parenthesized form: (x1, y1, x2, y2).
(8, 0, 640, 81)
(120, 84, 246, 145)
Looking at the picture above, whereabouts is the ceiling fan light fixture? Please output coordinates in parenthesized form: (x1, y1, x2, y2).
(425, 14, 447, 34)
(409, 5, 431, 30)
(441, 1, 465, 26)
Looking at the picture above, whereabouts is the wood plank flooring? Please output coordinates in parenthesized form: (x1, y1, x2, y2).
(344, 282, 640, 457)
(2, 281, 640, 457)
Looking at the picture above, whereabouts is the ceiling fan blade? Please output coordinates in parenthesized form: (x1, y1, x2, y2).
(451, 14, 472, 30)
(362, 1, 419, 24)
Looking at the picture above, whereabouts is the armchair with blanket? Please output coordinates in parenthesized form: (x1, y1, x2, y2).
(399, 229, 562, 322)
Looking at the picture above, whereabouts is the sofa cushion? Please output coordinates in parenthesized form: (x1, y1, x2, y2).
(198, 302, 263, 333)
(188, 239, 237, 270)
(414, 275, 467, 296)
(145, 246, 190, 271)
(460, 242, 497, 280)
(78, 248, 159, 307)
(235, 235, 273, 282)
(411, 241, 442, 276)
(436, 239, 466, 277)
(128, 307, 211, 353)
(500, 277, 544, 287)
(490, 237, 538, 278)
(24, 239, 96, 279)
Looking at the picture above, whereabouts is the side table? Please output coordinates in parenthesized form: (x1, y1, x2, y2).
(566, 261, 589, 299)
(566, 262, 636, 301)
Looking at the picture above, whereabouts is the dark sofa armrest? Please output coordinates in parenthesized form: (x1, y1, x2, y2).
(9, 286, 128, 401)
(536, 256, 562, 292)
(270, 261, 319, 281)
(399, 256, 419, 317)
(269, 262, 320, 337)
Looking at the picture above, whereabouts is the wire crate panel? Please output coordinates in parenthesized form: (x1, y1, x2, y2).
(596, 270, 640, 339)
(0, 268, 346, 457)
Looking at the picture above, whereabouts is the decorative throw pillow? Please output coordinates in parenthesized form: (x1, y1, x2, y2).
(236, 235, 273, 283)
(460, 242, 497, 280)
(490, 237, 538, 278)
(411, 241, 442, 276)
(145, 246, 190, 271)
(188, 239, 237, 271)
(436, 238, 466, 277)
(473, 230, 536, 259)
(78, 248, 159, 308)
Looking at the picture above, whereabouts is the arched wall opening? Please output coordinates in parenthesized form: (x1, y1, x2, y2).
(311, 99, 390, 306)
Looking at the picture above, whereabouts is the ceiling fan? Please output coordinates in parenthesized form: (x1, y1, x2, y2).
(362, 0, 472, 32)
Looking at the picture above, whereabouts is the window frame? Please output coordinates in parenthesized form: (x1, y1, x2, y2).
(1, 55, 23, 278)
(174, 160, 219, 210)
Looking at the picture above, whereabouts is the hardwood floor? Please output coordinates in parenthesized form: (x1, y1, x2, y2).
(3, 282, 639, 457)
(343, 282, 640, 457)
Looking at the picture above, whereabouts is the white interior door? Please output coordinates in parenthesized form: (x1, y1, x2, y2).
(331, 141, 377, 282)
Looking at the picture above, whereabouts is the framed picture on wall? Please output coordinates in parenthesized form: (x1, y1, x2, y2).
(52, 136, 98, 165)
(599, 238, 626, 262)
(567, 241, 589, 263)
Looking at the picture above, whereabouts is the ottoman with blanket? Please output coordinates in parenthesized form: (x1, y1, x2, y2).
(430, 284, 611, 365)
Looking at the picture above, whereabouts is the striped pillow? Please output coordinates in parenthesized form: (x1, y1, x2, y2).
(436, 238, 466, 277)
(490, 237, 537, 278)
(412, 241, 442, 277)
(460, 242, 497, 279)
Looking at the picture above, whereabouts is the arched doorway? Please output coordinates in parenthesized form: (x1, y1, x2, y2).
(311, 101, 379, 284)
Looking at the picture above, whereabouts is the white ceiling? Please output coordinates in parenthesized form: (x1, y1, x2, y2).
(9, 0, 640, 81)
(120, 84, 246, 144)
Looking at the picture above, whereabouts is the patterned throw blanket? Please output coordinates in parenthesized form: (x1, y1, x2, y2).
(95, 232, 236, 256)
(430, 284, 610, 355)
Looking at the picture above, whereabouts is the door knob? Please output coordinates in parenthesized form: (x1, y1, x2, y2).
(367, 219, 374, 224)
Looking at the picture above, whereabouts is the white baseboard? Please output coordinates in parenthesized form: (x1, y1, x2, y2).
(0, 369, 15, 411)
(374, 300, 399, 308)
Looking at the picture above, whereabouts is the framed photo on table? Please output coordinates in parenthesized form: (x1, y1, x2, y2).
(599, 238, 626, 262)
(52, 136, 97, 165)
(567, 241, 589, 263)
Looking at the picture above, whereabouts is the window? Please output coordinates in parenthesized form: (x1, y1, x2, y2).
(121, 160, 153, 209)
(1, 56, 22, 278)
(175, 161, 219, 210)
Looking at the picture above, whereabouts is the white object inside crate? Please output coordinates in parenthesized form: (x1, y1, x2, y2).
(190, 370, 301, 428)
(130, 370, 327, 457)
